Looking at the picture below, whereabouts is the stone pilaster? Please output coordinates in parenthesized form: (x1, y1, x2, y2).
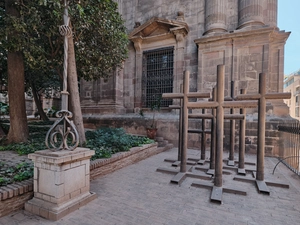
(238, 0, 265, 29)
(204, 0, 227, 35)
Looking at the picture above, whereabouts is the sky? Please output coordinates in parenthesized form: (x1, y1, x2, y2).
(278, 0, 300, 75)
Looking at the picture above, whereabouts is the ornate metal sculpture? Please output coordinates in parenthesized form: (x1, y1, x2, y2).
(45, 0, 79, 151)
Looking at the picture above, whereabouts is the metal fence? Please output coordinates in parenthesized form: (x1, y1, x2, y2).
(277, 121, 300, 175)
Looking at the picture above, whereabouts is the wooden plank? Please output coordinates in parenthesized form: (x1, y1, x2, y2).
(172, 161, 181, 167)
(224, 114, 244, 120)
(187, 102, 219, 109)
(255, 180, 270, 195)
(164, 158, 176, 163)
(191, 180, 213, 190)
(187, 92, 211, 98)
(223, 187, 247, 196)
(194, 166, 209, 172)
(186, 172, 212, 180)
(233, 176, 255, 183)
(170, 172, 187, 185)
(237, 168, 246, 175)
(162, 93, 184, 99)
(223, 165, 238, 171)
(188, 114, 213, 119)
(265, 93, 291, 99)
(197, 159, 206, 165)
(265, 181, 289, 189)
(187, 157, 199, 162)
(244, 161, 256, 166)
(227, 160, 235, 166)
(210, 186, 223, 203)
(206, 169, 215, 175)
(156, 167, 178, 175)
(188, 129, 211, 134)
(187, 160, 197, 165)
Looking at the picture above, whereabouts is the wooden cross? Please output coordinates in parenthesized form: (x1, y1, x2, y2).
(234, 73, 291, 193)
(187, 65, 258, 193)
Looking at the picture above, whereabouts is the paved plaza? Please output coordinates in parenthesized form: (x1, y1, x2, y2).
(0, 148, 300, 225)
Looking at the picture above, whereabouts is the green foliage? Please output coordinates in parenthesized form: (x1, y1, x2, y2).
(85, 127, 154, 161)
(0, 125, 153, 186)
(0, 124, 153, 159)
(0, 0, 128, 84)
(0, 161, 33, 186)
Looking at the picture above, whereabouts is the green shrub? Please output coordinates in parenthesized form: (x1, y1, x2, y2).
(86, 127, 154, 161)
(0, 162, 33, 187)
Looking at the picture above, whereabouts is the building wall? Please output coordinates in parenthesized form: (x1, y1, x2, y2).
(284, 75, 300, 120)
(81, 0, 291, 152)
(81, 0, 289, 115)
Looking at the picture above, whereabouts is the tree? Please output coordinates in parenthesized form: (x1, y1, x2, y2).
(0, 0, 128, 145)
(3, 0, 28, 143)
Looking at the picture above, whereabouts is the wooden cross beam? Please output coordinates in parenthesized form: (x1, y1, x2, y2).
(187, 65, 257, 190)
(162, 81, 211, 173)
(229, 81, 236, 166)
(234, 73, 291, 193)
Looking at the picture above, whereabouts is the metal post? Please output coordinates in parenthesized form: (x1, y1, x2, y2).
(45, 0, 79, 151)
(215, 65, 225, 187)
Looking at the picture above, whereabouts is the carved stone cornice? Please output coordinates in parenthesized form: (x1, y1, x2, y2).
(128, 17, 189, 48)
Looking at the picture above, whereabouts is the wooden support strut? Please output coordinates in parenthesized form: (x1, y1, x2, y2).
(228, 81, 236, 166)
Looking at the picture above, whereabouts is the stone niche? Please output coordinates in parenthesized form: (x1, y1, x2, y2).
(25, 148, 96, 221)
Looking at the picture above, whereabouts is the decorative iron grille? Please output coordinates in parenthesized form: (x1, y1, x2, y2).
(142, 47, 174, 108)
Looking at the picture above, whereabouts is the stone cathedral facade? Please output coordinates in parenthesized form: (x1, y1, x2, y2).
(81, 0, 291, 152)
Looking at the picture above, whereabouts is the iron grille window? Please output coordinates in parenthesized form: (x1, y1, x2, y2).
(142, 47, 174, 108)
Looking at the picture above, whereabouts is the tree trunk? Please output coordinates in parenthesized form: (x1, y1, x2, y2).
(30, 81, 49, 121)
(5, 0, 29, 143)
(67, 36, 86, 145)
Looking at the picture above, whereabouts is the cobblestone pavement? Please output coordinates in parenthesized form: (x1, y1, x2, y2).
(0, 148, 300, 225)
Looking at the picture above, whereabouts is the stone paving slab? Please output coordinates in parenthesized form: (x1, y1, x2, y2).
(0, 148, 300, 225)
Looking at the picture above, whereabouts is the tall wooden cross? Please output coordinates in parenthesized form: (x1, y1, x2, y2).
(162, 64, 291, 202)
(235, 73, 291, 193)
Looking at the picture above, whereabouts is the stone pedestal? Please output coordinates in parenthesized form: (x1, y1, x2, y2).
(25, 148, 97, 221)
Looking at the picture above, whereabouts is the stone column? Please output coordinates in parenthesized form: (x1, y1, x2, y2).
(238, 0, 264, 29)
(204, 0, 227, 35)
(265, 0, 277, 27)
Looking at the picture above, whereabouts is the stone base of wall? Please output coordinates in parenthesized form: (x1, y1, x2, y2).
(83, 113, 294, 157)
